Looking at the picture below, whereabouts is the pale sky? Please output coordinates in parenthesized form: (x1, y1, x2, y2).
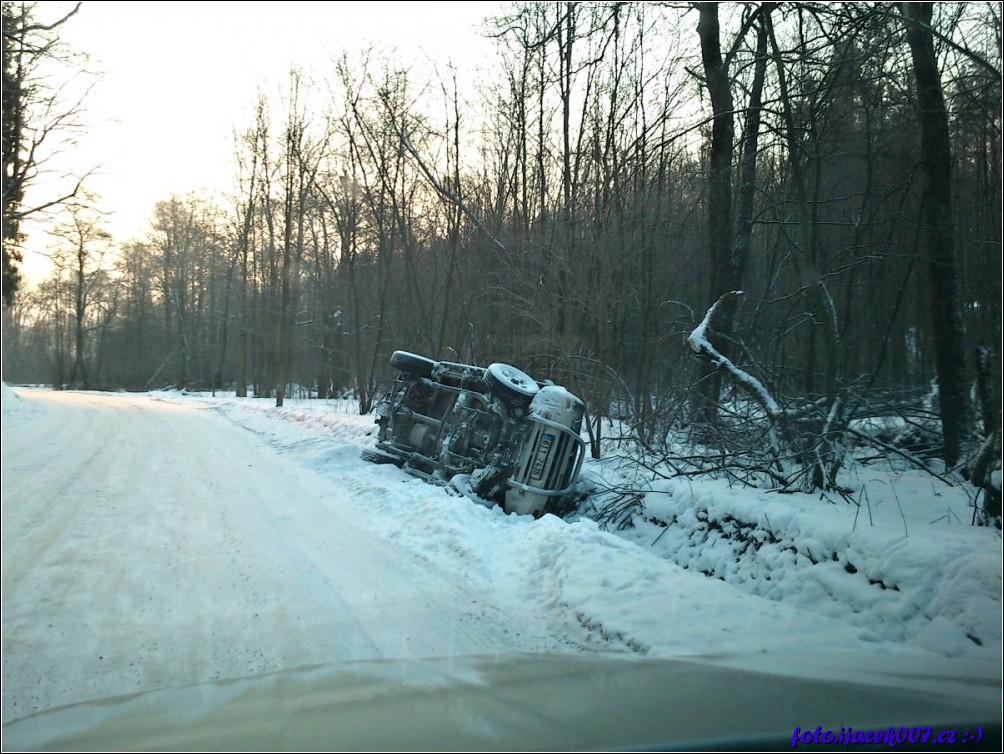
(21, 0, 503, 280)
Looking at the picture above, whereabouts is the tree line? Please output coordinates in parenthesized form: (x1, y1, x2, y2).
(3, 2, 1001, 500)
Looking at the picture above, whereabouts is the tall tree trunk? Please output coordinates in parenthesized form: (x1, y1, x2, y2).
(900, 2, 971, 466)
(235, 142, 258, 399)
(693, 2, 735, 428)
(275, 131, 296, 408)
(71, 243, 87, 388)
(731, 7, 771, 301)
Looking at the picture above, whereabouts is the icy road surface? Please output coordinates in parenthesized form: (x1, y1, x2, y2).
(1, 390, 567, 721)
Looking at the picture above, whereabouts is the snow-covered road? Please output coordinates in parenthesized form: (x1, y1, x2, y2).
(1, 390, 565, 722)
(3, 387, 999, 736)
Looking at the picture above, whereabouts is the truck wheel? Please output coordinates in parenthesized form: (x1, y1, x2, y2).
(485, 363, 539, 408)
(390, 351, 437, 378)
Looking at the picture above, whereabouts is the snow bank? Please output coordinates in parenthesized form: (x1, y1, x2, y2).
(589, 463, 1002, 658)
(1, 382, 43, 433)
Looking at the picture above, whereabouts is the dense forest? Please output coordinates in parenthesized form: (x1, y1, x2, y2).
(3, 2, 1001, 510)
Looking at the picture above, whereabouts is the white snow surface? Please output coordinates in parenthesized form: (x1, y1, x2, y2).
(2, 385, 1001, 726)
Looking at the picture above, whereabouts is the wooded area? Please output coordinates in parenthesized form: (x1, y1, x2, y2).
(3, 2, 1001, 508)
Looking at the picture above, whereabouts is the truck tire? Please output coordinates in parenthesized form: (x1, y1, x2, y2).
(485, 363, 539, 408)
(390, 350, 437, 378)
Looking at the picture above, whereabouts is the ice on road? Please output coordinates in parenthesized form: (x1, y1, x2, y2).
(1, 390, 565, 721)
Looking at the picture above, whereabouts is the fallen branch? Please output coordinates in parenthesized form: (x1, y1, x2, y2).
(687, 291, 780, 419)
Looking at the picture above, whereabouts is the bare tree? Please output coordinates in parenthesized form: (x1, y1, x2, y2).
(689, 3, 775, 431)
(46, 202, 116, 388)
(2, 1, 87, 306)
(275, 70, 325, 407)
(899, 2, 974, 467)
(692, 2, 736, 427)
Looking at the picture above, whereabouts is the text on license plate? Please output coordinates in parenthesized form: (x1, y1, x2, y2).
(531, 433, 555, 480)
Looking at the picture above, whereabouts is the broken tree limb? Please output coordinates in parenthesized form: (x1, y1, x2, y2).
(687, 291, 780, 419)
(398, 132, 507, 253)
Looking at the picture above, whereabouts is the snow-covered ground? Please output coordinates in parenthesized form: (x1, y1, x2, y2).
(2, 385, 1001, 738)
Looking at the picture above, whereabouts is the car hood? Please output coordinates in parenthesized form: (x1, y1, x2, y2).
(3, 650, 1000, 751)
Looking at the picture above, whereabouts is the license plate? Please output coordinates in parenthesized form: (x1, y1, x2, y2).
(531, 433, 554, 480)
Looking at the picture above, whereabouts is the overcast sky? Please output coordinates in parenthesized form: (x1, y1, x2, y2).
(22, 1, 502, 279)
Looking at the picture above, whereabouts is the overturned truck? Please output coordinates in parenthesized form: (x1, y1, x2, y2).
(362, 351, 586, 517)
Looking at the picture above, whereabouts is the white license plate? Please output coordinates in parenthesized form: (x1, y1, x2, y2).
(531, 433, 555, 480)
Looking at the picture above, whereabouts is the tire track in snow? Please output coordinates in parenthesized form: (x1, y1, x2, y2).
(1, 390, 568, 723)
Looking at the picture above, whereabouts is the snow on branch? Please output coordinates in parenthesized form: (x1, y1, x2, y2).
(687, 291, 780, 418)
